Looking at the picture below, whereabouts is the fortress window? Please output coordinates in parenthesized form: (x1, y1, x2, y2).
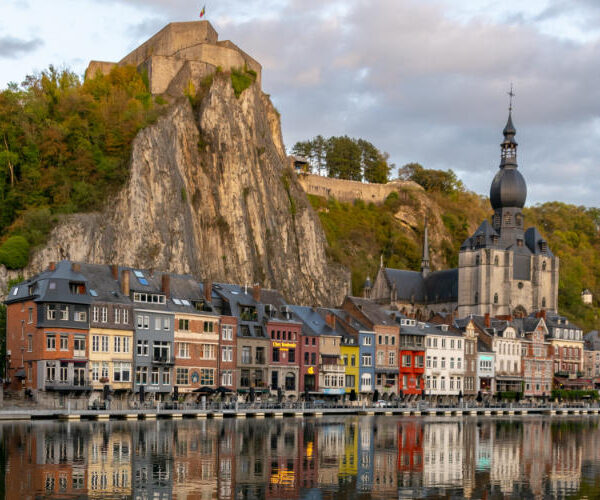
(474, 292, 479, 304)
(475, 255, 480, 265)
(542, 297, 546, 308)
(517, 239, 523, 247)
(494, 256, 499, 266)
(542, 261, 547, 271)
(504, 213, 512, 225)
(494, 293, 498, 304)
(493, 214, 501, 228)
(515, 213, 522, 226)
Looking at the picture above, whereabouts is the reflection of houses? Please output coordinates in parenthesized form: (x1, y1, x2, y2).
(131, 421, 173, 499)
(521, 421, 552, 497)
(357, 418, 374, 492)
(548, 425, 582, 495)
(489, 423, 521, 494)
(298, 421, 319, 490)
(372, 418, 398, 498)
(265, 421, 300, 499)
(423, 423, 463, 487)
(5, 423, 89, 498)
(87, 423, 132, 497)
(318, 423, 345, 485)
(234, 419, 269, 498)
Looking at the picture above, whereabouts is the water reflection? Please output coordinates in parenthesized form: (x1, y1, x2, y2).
(1, 416, 599, 498)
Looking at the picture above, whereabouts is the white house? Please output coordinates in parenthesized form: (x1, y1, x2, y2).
(424, 324, 465, 396)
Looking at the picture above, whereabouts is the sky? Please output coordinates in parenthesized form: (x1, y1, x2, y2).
(2, 0, 600, 206)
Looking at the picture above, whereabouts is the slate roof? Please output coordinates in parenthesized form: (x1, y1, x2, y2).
(584, 331, 600, 350)
(382, 267, 458, 304)
(344, 296, 396, 326)
(460, 220, 499, 250)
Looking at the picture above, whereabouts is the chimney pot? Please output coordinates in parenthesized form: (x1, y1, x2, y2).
(252, 284, 261, 302)
(161, 274, 171, 298)
(110, 264, 119, 280)
(325, 313, 336, 329)
(121, 270, 130, 297)
(48, 261, 56, 271)
(484, 313, 491, 328)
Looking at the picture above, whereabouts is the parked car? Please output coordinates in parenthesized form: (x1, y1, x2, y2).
(374, 400, 388, 408)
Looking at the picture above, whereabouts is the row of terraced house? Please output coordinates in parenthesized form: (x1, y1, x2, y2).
(3, 261, 595, 406)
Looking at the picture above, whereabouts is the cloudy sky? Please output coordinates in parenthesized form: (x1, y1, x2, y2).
(2, 0, 600, 206)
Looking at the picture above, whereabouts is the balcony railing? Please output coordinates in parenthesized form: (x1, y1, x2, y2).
(152, 355, 175, 365)
(319, 364, 345, 373)
(45, 379, 92, 391)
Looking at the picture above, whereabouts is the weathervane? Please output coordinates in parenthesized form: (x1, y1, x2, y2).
(507, 83, 515, 112)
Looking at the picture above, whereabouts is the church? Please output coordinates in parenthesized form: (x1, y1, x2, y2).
(367, 108, 559, 320)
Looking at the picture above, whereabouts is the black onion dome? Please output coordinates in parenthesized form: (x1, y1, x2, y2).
(490, 166, 527, 209)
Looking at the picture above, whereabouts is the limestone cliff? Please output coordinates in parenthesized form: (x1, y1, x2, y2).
(20, 70, 349, 305)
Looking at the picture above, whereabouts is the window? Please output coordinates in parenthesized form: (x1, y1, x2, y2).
(155, 317, 161, 330)
(114, 336, 121, 353)
(273, 347, 280, 362)
(426, 356, 431, 368)
(256, 347, 265, 364)
(75, 311, 87, 322)
(92, 362, 99, 382)
(494, 293, 498, 304)
(200, 369, 214, 385)
(151, 368, 159, 385)
(221, 370, 233, 386)
(450, 357, 455, 369)
(123, 337, 130, 353)
(45, 362, 56, 382)
(361, 373, 372, 388)
(433, 356, 438, 368)
(101, 336, 109, 353)
(361, 354, 372, 366)
(304, 352, 309, 364)
(60, 335, 68, 351)
(137, 340, 149, 356)
(136, 315, 149, 329)
(240, 369, 250, 387)
(202, 344, 216, 359)
(101, 307, 108, 323)
(101, 362, 109, 379)
(132, 292, 166, 303)
(451, 340, 455, 349)
(27, 335, 33, 352)
(242, 346, 251, 364)
(363, 336, 372, 346)
(441, 357, 446, 368)
(351, 355, 356, 367)
(176, 368, 189, 385)
(441, 338, 446, 348)
(222, 325, 233, 340)
(46, 334, 56, 351)
(136, 366, 148, 385)
(47, 305, 56, 320)
(415, 355, 424, 368)
(92, 306, 99, 323)
(114, 308, 121, 324)
(377, 351, 384, 364)
(402, 354, 411, 367)
(388, 351, 395, 365)
(203, 321, 214, 333)
(162, 369, 170, 385)
(123, 309, 129, 324)
(113, 362, 131, 382)
(178, 319, 190, 331)
(74, 337, 85, 356)
(345, 375, 355, 388)
(153, 342, 171, 362)
(311, 352, 316, 365)
(222, 346, 233, 362)
(289, 348, 296, 363)
(179, 342, 190, 359)
(92, 335, 99, 352)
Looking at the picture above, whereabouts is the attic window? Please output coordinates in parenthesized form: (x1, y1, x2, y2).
(49, 282, 56, 290)
(90, 289, 98, 297)
(69, 282, 86, 295)
(517, 239, 524, 247)
(181, 299, 191, 306)
(441, 325, 448, 332)
(172, 298, 182, 305)
(11, 287, 18, 296)
(540, 241, 547, 252)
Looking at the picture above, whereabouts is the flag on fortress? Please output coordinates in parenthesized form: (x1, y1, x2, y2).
(200, 5, 206, 18)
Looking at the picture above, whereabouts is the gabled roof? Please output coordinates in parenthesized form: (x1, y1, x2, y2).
(383, 268, 426, 302)
(344, 296, 397, 326)
(460, 220, 499, 250)
(525, 227, 553, 257)
(381, 267, 458, 304)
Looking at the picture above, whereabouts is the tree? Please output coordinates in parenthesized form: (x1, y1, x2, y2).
(326, 136, 362, 181)
(358, 139, 392, 184)
(398, 162, 463, 193)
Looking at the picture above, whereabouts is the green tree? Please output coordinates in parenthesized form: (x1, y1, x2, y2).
(358, 139, 392, 183)
(326, 136, 362, 181)
(399, 162, 464, 193)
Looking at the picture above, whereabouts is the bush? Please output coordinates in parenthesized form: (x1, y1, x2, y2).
(230, 66, 256, 98)
(0, 236, 30, 269)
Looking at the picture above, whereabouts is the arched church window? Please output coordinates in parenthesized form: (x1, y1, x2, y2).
(493, 214, 501, 229)
(542, 261, 547, 271)
(504, 213, 512, 225)
(494, 293, 498, 304)
(494, 255, 499, 266)
(475, 255, 480, 265)
(474, 292, 479, 304)
(542, 297, 546, 308)
(515, 213, 522, 226)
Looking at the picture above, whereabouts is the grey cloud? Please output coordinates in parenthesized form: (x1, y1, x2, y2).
(0, 36, 42, 59)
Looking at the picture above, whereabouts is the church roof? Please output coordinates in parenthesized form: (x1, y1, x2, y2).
(460, 220, 499, 250)
(383, 267, 458, 305)
(525, 227, 554, 257)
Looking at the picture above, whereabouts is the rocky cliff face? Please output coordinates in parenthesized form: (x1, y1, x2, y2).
(20, 72, 349, 305)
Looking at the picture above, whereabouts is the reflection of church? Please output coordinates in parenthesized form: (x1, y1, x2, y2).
(367, 108, 559, 320)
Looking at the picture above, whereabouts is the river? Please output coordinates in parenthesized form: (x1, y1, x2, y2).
(1, 415, 599, 498)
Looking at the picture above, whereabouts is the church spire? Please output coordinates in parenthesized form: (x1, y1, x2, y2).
(421, 215, 430, 277)
(501, 84, 518, 167)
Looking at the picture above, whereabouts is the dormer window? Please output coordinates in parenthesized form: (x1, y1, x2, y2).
(47, 305, 56, 320)
(133, 292, 166, 304)
(517, 239, 524, 247)
(69, 282, 86, 295)
(540, 241, 547, 252)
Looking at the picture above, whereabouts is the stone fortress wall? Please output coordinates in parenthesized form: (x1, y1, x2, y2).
(85, 21, 262, 95)
(297, 173, 424, 204)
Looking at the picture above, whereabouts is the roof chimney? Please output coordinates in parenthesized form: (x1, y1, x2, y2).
(325, 313, 336, 329)
(48, 261, 56, 271)
(110, 264, 119, 280)
(252, 284, 261, 302)
(121, 270, 130, 296)
(71, 262, 81, 272)
(161, 274, 171, 298)
(484, 313, 491, 328)
(540, 309, 546, 320)
(204, 280, 212, 302)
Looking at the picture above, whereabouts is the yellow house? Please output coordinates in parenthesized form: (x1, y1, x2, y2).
(89, 302, 135, 401)
(341, 338, 359, 399)
(339, 418, 358, 479)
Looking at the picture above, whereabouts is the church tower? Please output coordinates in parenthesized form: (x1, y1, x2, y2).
(457, 97, 559, 318)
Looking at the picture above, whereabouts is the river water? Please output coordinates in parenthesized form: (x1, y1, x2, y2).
(1, 415, 599, 499)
